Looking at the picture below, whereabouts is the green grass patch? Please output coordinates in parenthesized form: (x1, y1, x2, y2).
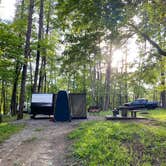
(2, 115, 17, 123)
(68, 121, 166, 166)
(0, 123, 25, 143)
(2, 114, 30, 123)
(141, 109, 166, 121)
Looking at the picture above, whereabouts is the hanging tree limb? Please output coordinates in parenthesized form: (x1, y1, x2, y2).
(128, 23, 166, 57)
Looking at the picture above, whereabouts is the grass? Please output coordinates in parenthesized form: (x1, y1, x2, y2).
(141, 109, 166, 121)
(0, 114, 28, 143)
(2, 113, 30, 123)
(0, 123, 25, 143)
(68, 121, 166, 166)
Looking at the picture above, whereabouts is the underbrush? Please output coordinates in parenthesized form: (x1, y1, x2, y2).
(0, 123, 25, 143)
(68, 121, 166, 166)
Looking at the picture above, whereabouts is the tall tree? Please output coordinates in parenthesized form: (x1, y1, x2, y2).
(38, 0, 52, 92)
(18, 0, 34, 119)
(10, 0, 25, 116)
(33, 0, 44, 93)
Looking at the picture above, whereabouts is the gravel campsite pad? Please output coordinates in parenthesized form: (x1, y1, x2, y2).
(0, 116, 104, 166)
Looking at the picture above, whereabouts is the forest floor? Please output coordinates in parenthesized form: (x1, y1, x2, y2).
(0, 115, 104, 166)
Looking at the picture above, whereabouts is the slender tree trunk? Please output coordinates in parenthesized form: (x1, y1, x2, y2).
(18, 0, 34, 120)
(99, 62, 103, 108)
(96, 63, 100, 105)
(104, 44, 112, 111)
(90, 64, 96, 105)
(29, 56, 33, 89)
(38, 0, 51, 92)
(112, 82, 116, 109)
(33, 0, 44, 93)
(83, 64, 86, 93)
(124, 47, 128, 103)
(2, 80, 7, 115)
(104, 62, 111, 110)
(160, 69, 166, 108)
(44, 72, 47, 92)
(38, 56, 46, 92)
(0, 81, 2, 114)
(10, 62, 21, 116)
(10, 0, 25, 116)
(160, 90, 166, 108)
(0, 81, 2, 122)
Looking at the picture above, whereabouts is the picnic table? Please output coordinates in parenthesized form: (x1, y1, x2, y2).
(106, 107, 146, 120)
(114, 106, 140, 118)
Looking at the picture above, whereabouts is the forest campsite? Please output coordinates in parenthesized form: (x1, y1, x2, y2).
(0, 0, 166, 166)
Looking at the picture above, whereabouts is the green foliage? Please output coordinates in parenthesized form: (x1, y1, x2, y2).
(0, 22, 23, 80)
(69, 121, 166, 166)
(0, 123, 24, 143)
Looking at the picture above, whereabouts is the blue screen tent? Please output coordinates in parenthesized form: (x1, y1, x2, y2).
(54, 91, 71, 121)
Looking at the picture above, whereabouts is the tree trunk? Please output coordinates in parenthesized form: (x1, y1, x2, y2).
(10, 0, 25, 116)
(160, 71, 166, 108)
(83, 64, 86, 93)
(104, 62, 111, 110)
(18, 0, 34, 120)
(90, 64, 96, 105)
(44, 72, 47, 92)
(10, 62, 21, 116)
(124, 47, 128, 103)
(161, 90, 166, 108)
(2, 80, 7, 115)
(33, 0, 44, 93)
(38, 0, 51, 92)
(104, 44, 112, 111)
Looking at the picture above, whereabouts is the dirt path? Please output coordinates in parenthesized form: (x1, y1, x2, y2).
(0, 116, 104, 166)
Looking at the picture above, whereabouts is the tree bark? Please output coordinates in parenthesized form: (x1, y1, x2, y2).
(38, 0, 51, 92)
(160, 61, 166, 108)
(104, 44, 112, 111)
(124, 47, 128, 103)
(33, 0, 44, 93)
(10, 0, 25, 116)
(83, 64, 86, 93)
(10, 62, 21, 116)
(2, 80, 7, 115)
(18, 0, 34, 120)
(104, 62, 111, 110)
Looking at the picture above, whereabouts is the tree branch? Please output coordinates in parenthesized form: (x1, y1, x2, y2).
(128, 23, 166, 56)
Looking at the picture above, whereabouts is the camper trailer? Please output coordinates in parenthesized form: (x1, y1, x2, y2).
(30, 93, 55, 118)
